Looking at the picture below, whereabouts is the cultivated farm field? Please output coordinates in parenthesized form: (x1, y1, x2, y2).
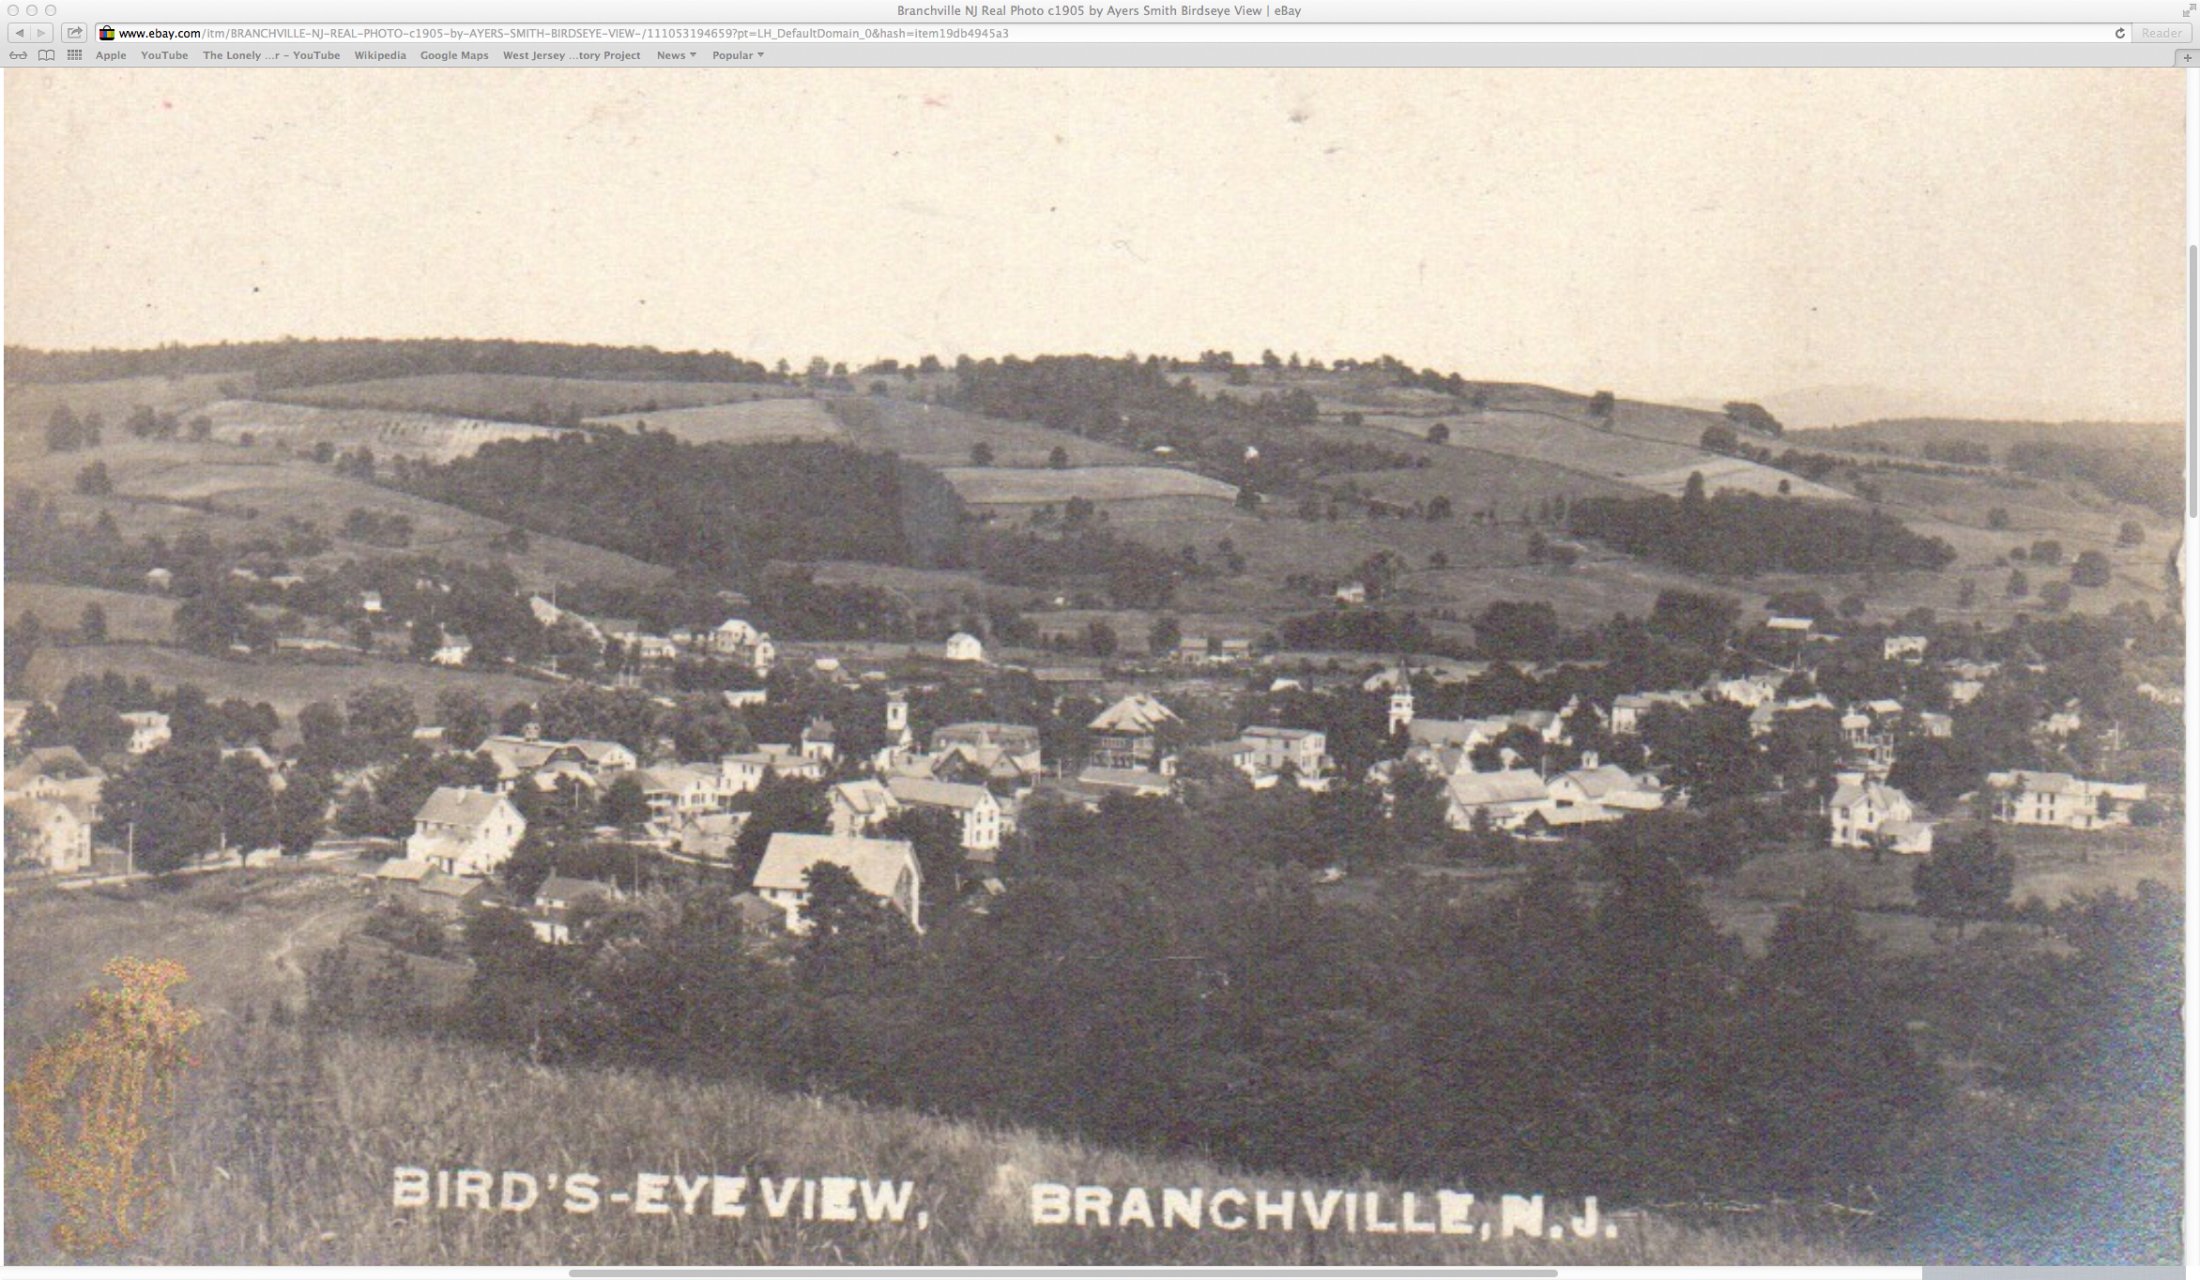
(826, 397, 1151, 470)
(17, 644, 554, 728)
(585, 397, 847, 445)
(196, 399, 572, 464)
(942, 465, 1236, 506)
(3, 374, 253, 461)
(12, 440, 672, 594)
(5, 584, 176, 643)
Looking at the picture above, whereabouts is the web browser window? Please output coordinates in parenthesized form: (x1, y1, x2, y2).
(0, 6, 2188, 1278)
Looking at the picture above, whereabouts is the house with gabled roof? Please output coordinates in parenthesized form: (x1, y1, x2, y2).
(1089, 693, 1180, 770)
(1825, 772, 1932, 854)
(405, 786, 526, 877)
(885, 775, 1003, 853)
(753, 832, 921, 933)
(5, 793, 96, 873)
(828, 778, 901, 837)
(1444, 769, 1549, 831)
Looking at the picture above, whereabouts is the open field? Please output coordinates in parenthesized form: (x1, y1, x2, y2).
(198, 399, 572, 463)
(17, 644, 554, 728)
(3, 374, 253, 462)
(943, 465, 1237, 506)
(1710, 822, 2183, 958)
(6, 583, 176, 643)
(584, 397, 846, 444)
(273, 373, 793, 420)
(11, 439, 672, 594)
(3, 870, 370, 1060)
(826, 397, 1151, 470)
(1632, 455, 1851, 501)
(1794, 418, 2182, 460)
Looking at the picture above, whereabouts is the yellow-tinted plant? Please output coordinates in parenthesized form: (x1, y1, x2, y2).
(9, 957, 202, 1255)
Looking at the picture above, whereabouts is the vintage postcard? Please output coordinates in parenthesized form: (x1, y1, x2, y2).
(2, 67, 2183, 1268)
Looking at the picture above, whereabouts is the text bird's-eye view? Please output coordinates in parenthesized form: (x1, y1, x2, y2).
(0, 67, 2183, 1268)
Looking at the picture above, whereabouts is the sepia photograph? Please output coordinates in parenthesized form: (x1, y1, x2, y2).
(1, 66, 2184, 1267)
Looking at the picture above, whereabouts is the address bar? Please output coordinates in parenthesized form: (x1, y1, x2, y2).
(107, 22, 2134, 42)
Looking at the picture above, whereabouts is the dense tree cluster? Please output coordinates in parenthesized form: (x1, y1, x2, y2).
(397, 431, 964, 586)
(1568, 486, 1956, 576)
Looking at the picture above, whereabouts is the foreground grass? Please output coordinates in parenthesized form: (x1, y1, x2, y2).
(9, 1020, 1885, 1266)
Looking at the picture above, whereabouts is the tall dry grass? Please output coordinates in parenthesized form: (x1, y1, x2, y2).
(9, 1015, 1883, 1266)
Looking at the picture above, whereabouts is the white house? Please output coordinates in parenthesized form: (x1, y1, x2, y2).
(1825, 772, 1933, 854)
(800, 716, 838, 764)
(720, 744, 826, 792)
(4, 794, 95, 873)
(635, 764, 736, 824)
(752, 832, 922, 933)
(885, 775, 1003, 853)
(405, 786, 526, 877)
(120, 711, 172, 755)
(1233, 726, 1333, 787)
(943, 632, 986, 663)
(1985, 771, 2147, 830)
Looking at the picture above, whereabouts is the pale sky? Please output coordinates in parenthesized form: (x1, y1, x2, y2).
(5, 67, 2185, 422)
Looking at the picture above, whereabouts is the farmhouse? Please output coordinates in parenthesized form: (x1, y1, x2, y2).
(1825, 773, 1933, 854)
(943, 632, 986, 663)
(752, 832, 922, 933)
(1984, 771, 2147, 830)
(405, 786, 526, 877)
(885, 775, 1004, 853)
(801, 716, 838, 763)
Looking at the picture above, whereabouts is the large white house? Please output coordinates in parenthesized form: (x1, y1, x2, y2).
(405, 786, 527, 877)
(1984, 771, 2147, 831)
(885, 775, 1003, 853)
(4, 794, 95, 873)
(752, 832, 922, 932)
